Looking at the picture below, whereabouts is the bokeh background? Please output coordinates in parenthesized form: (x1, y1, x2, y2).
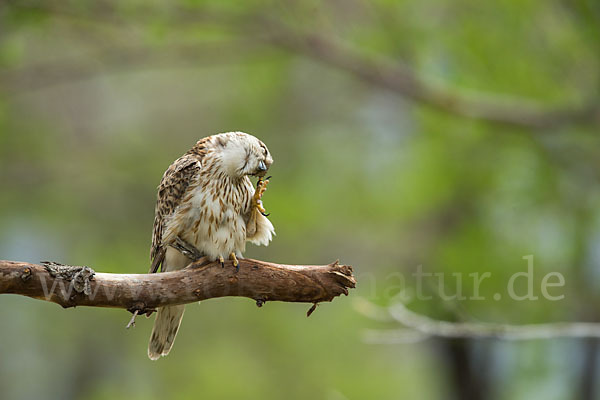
(1, 1, 599, 399)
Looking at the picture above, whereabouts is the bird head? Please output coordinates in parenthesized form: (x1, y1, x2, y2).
(215, 132, 273, 179)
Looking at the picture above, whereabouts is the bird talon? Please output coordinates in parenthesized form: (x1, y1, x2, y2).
(252, 175, 271, 218)
(229, 252, 239, 272)
(219, 255, 225, 268)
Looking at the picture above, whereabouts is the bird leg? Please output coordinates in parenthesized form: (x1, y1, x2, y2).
(229, 252, 239, 271)
(218, 255, 225, 268)
(252, 176, 271, 217)
(171, 236, 203, 261)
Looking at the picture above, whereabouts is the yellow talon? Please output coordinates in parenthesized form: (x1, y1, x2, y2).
(229, 252, 240, 271)
(218, 255, 225, 268)
(229, 252, 239, 267)
(256, 201, 267, 214)
(253, 178, 270, 216)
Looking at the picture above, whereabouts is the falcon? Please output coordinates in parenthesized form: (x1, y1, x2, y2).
(148, 132, 275, 360)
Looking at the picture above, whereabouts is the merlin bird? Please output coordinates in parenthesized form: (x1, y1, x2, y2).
(148, 132, 275, 360)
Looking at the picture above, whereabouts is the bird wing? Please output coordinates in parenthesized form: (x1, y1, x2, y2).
(150, 144, 208, 273)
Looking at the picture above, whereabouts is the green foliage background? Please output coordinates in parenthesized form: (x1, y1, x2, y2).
(0, 1, 599, 399)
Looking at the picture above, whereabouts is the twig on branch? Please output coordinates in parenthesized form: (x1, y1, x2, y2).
(0, 258, 355, 317)
(126, 310, 139, 329)
(356, 298, 600, 343)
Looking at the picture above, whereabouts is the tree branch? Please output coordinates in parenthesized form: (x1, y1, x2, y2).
(263, 24, 600, 130)
(0, 258, 356, 316)
(6, 3, 598, 129)
(356, 298, 600, 343)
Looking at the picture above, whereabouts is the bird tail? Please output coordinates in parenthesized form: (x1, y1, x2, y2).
(148, 304, 185, 360)
(148, 247, 190, 360)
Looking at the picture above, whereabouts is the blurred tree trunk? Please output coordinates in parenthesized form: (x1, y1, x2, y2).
(578, 338, 599, 400)
(421, 195, 496, 400)
(572, 205, 599, 400)
(439, 339, 494, 400)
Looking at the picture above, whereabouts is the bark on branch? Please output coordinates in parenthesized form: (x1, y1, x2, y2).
(0, 258, 355, 316)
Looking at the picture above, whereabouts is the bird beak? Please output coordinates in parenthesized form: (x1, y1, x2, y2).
(258, 160, 267, 172)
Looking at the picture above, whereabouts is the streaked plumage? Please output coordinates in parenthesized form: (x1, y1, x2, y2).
(148, 132, 274, 360)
